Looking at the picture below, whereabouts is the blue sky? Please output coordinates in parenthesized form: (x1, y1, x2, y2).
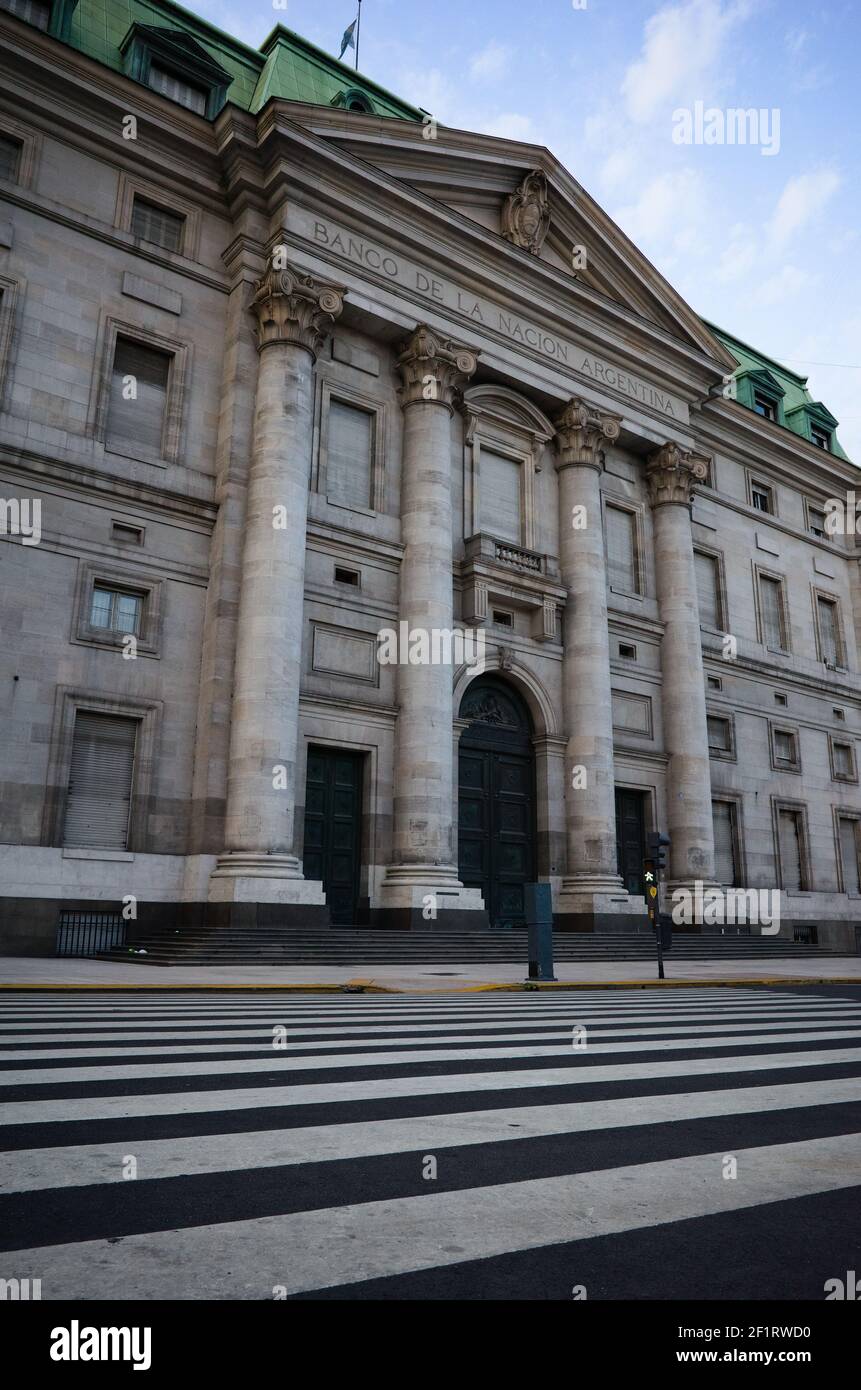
(196, 0, 860, 459)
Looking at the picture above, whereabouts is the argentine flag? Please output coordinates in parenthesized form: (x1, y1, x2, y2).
(339, 17, 357, 59)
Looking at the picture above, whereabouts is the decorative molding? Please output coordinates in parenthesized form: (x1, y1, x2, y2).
(251, 262, 346, 357)
(396, 323, 479, 412)
(554, 397, 622, 471)
(646, 441, 710, 507)
(501, 169, 551, 255)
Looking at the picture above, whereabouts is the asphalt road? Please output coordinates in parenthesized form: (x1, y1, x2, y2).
(1, 984, 860, 1300)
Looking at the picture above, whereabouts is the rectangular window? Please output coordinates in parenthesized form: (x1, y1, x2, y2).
(817, 595, 842, 666)
(759, 574, 787, 650)
(778, 808, 805, 892)
(147, 64, 207, 115)
(111, 521, 144, 546)
(89, 586, 144, 636)
(694, 550, 721, 628)
(811, 426, 831, 451)
(334, 566, 360, 587)
(106, 337, 171, 458)
(707, 715, 732, 754)
(63, 712, 138, 850)
(326, 399, 374, 510)
(807, 505, 827, 539)
(605, 504, 639, 593)
(773, 728, 799, 770)
(838, 817, 861, 894)
(832, 741, 854, 779)
(753, 394, 776, 421)
(0, 133, 21, 182)
(0, 0, 50, 31)
(481, 448, 522, 545)
(751, 481, 774, 514)
(130, 197, 185, 253)
(712, 800, 739, 886)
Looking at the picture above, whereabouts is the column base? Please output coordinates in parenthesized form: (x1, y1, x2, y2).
(208, 852, 327, 907)
(376, 863, 486, 926)
(555, 878, 647, 934)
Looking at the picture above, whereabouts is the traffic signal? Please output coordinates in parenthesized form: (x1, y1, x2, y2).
(646, 832, 670, 873)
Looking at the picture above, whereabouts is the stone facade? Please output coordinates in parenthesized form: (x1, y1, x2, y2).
(1, 5, 860, 953)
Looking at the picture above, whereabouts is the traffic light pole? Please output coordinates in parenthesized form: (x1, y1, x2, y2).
(644, 832, 671, 981)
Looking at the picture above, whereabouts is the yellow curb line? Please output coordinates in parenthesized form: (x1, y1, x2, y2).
(0, 976, 858, 994)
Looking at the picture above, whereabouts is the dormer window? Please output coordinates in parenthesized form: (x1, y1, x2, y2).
(753, 392, 776, 421)
(148, 63, 207, 115)
(120, 24, 234, 121)
(331, 88, 375, 114)
(811, 425, 831, 451)
(0, 0, 50, 30)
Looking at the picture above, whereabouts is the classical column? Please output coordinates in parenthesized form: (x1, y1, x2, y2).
(209, 260, 345, 908)
(554, 399, 628, 922)
(379, 325, 485, 924)
(647, 442, 716, 888)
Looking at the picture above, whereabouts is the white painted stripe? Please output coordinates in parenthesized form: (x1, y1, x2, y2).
(4, 1045, 860, 1127)
(4, 1026, 860, 1089)
(3, 1006, 857, 1046)
(8, 1133, 861, 1298)
(2, 1076, 859, 1195)
(3, 1018, 860, 1062)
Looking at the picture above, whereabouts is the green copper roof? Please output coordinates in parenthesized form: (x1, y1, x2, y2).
(707, 323, 848, 460)
(66, 0, 422, 119)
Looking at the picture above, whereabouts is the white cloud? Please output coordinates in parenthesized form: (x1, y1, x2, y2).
(479, 112, 536, 141)
(751, 263, 812, 306)
(621, 0, 749, 124)
(469, 41, 512, 83)
(613, 168, 709, 257)
(768, 169, 842, 248)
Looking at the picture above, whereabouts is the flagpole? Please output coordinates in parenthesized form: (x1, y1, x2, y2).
(355, 0, 362, 70)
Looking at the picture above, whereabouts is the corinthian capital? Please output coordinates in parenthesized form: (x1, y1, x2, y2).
(251, 263, 346, 357)
(646, 442, 710, 508)
(554, 397, 622, 471)
(397, 324, 479, 411)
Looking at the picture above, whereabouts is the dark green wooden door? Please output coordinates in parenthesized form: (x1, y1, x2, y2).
(303, 748, 363, 924)
(457, 678, 535, 928)
(615, 788, 646, 896)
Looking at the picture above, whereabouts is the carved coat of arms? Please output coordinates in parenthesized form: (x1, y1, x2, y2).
(502, 170, 550, 255)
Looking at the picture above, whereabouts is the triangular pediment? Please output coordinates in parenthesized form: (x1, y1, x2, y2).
(290, 111, 736, 368)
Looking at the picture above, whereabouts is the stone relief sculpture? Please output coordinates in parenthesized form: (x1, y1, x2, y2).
(501, 169, 551, 255)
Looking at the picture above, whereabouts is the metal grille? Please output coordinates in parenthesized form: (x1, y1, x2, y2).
(793, 925, 818, 946)
(56, 912, 125, 957)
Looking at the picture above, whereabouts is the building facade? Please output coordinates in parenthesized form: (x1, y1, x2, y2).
(1, 0, 860, 954)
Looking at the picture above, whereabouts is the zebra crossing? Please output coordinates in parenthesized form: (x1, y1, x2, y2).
(1, 986, 861, 1300)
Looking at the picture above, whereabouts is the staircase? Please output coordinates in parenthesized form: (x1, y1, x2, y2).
(94, 925, 850, 967)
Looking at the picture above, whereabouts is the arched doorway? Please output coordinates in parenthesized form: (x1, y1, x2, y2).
(457, 676, 536, 928)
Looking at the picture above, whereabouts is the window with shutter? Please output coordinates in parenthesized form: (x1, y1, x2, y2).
(0, 134, 21, 182)
(130, 197, 185, 253)
(326, 399, 374, 510)
(694, 551, 720, 627)
(778, 809, 804, 891)
(481, 449, 522, 545)
(817, 596, 841, 665)
(833, 741, 854, 779)
(63, 713, 138, 849)
(712, 801, 738, 886)
(605, 504, 638, 592)
(759, 575, 786, 650)
(148, 64, 207, 115)
(773, 729, 798, 768)
(0, 0, 50, 31)
(707, 716, 732, 753)
(839, 818, 861, 894)
(107, 338, 171, 458)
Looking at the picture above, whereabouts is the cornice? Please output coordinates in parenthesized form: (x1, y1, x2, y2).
(0, 187, 230, 295)
(0, 16, 224, 196)
(695, 397, 859, 490)
(691, 485, 858, 566)
(0, 446, 218, 526)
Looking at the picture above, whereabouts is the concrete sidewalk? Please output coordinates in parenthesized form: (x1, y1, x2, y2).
(1, 955, 860, 992)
